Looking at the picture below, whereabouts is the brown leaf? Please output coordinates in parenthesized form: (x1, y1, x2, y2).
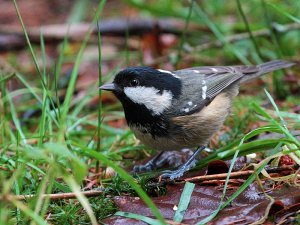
(104, 184, 300, 225)
(206, 160, 229, 175)
(274, 202, 300, 224)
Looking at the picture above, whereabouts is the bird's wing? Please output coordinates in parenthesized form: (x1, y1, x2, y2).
(166, 65, 260, 117)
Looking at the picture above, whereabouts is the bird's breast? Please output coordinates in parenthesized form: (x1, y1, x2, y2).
(130, 124, 182, 151)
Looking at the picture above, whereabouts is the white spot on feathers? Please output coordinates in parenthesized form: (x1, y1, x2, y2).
(193, 70, 200, 73)
(157, 69, 174, 74)
(183, 108, 190, 113)
(202, 80, 207, 99)
(211, 68, 218, 72)
(182, 102, 198, 114)
(157, 69, 180, 78)
(190, 104, 197, 110)
(124, 86, 173, 115)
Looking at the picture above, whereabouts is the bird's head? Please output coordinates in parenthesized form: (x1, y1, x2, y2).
(100, 67, 182, 116)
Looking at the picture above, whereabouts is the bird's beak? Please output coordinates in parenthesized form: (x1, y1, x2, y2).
(99, 83, 116, 91)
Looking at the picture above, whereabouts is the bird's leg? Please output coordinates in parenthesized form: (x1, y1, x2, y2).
(160, 146, 206, 180)
(133, 151, 165, 173)
(133, 149, 194, 173)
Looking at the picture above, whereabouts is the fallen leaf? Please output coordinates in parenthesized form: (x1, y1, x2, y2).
(104, 184, 300, 225)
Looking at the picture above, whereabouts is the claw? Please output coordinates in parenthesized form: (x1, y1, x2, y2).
(133, 146, 206, 179)
(159, 146, 205, 180)
(133, 163, 154, 173)
(132, 150, 189, 174)
(132, 151, 165, 173)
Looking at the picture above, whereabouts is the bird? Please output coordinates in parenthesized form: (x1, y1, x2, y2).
(100, 60, 294, 179)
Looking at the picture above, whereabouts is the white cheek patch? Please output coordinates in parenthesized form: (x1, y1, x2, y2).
(124, 86, 173, 115)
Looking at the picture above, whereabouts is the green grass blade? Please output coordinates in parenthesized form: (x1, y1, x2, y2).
(53, 33, 69, 115)
(82, 148, 166, 224)
(12, 0, 42, 77)
(260, 0, 283, 57)
(96, 20, 103, 173)
(264, 89, 287, 128)
(6, 93, 26, 145)
(8, 197, 47, 225)
(40, 32, 47, 80)
(59, 0, 107, 141)
(67, 0, 90, 23)
(192, 1, 250, 64)
(236, 0, 263, 62)
(115, 212, 161, 225)
(268, 3, 300, 24)
(14, 157, 71, 193)
(173, 182, 195, 223)
(197, 158, 269, 224)
(0, 73, 15, 82)
(65, 177, 97, 225)
(252, 103, 300, 147)
(38, 32, 48, 146)
(13, 0, 58, 120)
(15, 73, 59, 127)
(197, 146, 240, 224)
(211, 125, 271, 217)
(175, 0, 194, 67)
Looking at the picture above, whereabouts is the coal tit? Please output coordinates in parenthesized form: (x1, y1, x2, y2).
(100, 60, 294, 179)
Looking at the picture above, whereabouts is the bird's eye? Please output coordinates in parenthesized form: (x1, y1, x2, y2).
(130, 79, 139, 87)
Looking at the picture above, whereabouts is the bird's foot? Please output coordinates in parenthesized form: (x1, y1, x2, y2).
(160, 146, 205, 180)
(133, 149, 194, 173)
(133, 151, 164, 173)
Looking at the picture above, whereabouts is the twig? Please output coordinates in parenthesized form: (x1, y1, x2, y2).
(183, 170, 254, 182)
(147, 22, 300, 67)
(8, 166, 299, 201)
(265, 164, 299, 173)
(0, 18, 189, 45)
(183, 165, 297, 182)
(14, 189, 103, 201)
(0, 166, 13, 172)
(192, 22, 300, 52)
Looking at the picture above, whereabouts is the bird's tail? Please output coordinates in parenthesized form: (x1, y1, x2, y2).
(241, 60, 295, 83)
(259, 60, 295, 74)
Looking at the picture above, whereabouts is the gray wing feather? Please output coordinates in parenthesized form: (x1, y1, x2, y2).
(166, 60, 293, 117)
(167, 66, 254, 116)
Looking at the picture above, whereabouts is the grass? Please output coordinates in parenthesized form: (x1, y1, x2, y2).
(173, 182, 195, 223)
(0, 0, 300, 224)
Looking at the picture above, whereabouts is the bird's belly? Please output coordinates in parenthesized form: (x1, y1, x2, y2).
(130, 126, 178, 150)
(130, 125, 209, 151)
